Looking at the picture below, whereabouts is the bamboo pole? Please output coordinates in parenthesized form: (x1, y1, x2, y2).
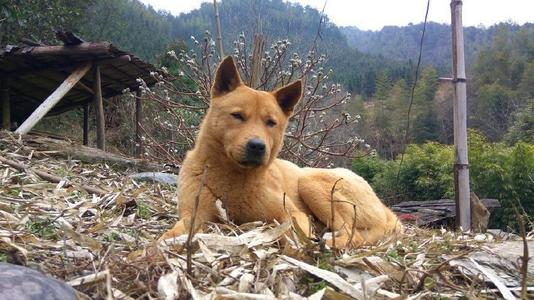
(1, 79, 10, 130)
(451, 0, 471, 231)
(83, 103, 89, 146)
(15, 63, 91, 135)
(250, 34, 265, 88)
(213, 0, 224, 57)
(93, 62, 105, 151)
(135, 89, 143, 157)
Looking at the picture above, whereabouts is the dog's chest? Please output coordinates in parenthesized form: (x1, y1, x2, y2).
(215, 181, 285, 224)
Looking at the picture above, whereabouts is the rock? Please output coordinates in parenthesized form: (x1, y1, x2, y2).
(129, 172, 178, 185)
(0, 263, 78, 300)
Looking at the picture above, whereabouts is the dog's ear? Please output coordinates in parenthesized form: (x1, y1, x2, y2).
(272, 80, 302, 115)
(211, 56, 243, 98)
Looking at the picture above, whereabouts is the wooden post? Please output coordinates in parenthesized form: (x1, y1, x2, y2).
(83, 103, 89, 146)
(93, 62, 105, 151)
(135, 89, 143, 157)
(451, 0, 470, 231)
(1, 79, 10, 130)
(213, 0, 224, 57)
(250, 34, 265, 88)
(15, 63, 91, 135)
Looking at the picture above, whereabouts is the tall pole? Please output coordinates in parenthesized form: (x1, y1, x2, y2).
(213, 0, 224, 57)
(451, 0, 470, 231)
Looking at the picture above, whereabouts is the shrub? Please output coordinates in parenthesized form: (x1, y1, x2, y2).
(354, 130, 534, 230)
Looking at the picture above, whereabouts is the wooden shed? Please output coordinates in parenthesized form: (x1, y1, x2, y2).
(0, 33, 158, 154)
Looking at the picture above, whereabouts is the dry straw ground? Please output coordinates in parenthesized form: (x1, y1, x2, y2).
(0, 131, 532, 299)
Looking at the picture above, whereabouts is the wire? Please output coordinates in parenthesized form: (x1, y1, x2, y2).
(394, 0, 431, 201)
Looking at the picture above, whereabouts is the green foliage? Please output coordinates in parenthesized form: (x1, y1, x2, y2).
(359, 65, 442, 158)
(504, 99, 534, 144)
(353, 131, 534, 230)
(26, 217, 58, 240)
(136, 200, 153, 219)
(76, 0, 172, 62)
(471, 25, 534, 140)
(469, 131, 534, 229)
(396, 143, 454, 202)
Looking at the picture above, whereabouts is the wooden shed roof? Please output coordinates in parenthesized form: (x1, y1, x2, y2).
(0, 38, 158, 123)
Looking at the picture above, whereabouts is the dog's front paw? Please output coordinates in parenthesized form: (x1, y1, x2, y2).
(158, 220, 189, 242)
(158, 230, 180, 242)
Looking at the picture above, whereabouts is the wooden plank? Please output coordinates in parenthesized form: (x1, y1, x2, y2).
(1, 79, 10, 130)
(93, 63, 105, 151)
(15, 63, 91, 135)
(135, 89, 143, 157)
(83, 103, 89, 146)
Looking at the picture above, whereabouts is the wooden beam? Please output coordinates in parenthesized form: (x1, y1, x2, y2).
(135, 89, 143, 157)
(83, 103, 89, 146)
(2, 55, 131, 78)
(9, 42, 112, 57)
(15, 63, 91, 135)
(1, 80, 10, 130)
(93, 62, 105, 151)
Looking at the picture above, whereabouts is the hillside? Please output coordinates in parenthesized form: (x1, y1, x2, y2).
(341, 22, 534, 73)
(166, 0, 412, 96)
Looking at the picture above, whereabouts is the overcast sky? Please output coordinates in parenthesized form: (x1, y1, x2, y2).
(140, 0, 533, 31)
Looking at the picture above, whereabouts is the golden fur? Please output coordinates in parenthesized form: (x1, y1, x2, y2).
(159, 56, 400, 248)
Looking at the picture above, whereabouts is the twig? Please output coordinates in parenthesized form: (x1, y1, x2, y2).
(515, 207, 529, 300)
(414, 252, 469, 292)
(67, 270, 108, 286)
(186, 165, 209, 275)
(330, 178, 343, 249)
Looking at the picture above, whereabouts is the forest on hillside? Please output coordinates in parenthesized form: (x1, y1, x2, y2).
(1, 0, 533, 228)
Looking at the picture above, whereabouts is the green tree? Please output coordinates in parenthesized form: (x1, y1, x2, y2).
(0, 0, 89, 46)
(504, 99, 534, 144)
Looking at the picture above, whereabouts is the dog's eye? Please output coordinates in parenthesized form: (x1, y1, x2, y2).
(231, 112, 244, 121)
(266, 119, 277, 127)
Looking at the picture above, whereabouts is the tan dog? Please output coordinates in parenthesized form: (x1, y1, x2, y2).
(159, 56, 400, 248)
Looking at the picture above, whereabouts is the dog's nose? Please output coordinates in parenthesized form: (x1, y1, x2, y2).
(244, 138, 266, 164)
(246, 138, 266, 154)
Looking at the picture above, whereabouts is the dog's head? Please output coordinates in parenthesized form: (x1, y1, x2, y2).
(202, 56, 302, 168)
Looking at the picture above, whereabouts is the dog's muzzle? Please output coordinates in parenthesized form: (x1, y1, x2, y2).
(241, 138, 266, 166)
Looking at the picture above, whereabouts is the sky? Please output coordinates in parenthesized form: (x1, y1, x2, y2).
(140, 0, 533, 31)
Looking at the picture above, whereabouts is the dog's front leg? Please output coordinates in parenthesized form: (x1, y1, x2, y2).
(289, 211, 313, 238)
(158, 172, 218, 242)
